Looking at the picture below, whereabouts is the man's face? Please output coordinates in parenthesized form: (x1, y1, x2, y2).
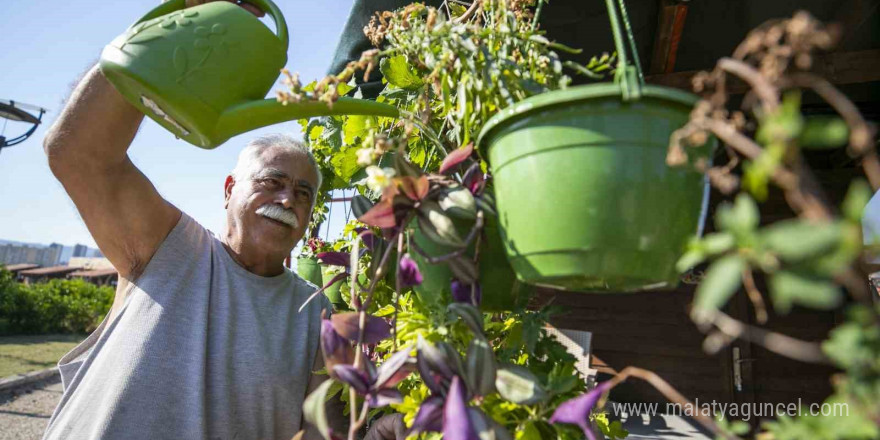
(224, 146, 318, 256)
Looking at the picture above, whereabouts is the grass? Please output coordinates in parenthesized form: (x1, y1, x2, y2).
(0, 334, 85, 378)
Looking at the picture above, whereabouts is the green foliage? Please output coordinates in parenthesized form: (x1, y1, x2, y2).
(0, 269, 113, 335)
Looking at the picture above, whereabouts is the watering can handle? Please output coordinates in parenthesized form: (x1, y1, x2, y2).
(132, 0, 289, 49)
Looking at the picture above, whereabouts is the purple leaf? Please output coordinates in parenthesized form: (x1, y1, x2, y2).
(439, 143, 474, 174)
(443, 376, 478, 440)
(461, 164, 485, 195)
(549, 382, 612, 440)
(332, 364, 370, 395)
(321, 317, 353, 370)
(368, 388, 403, 408)
(409, 396, 444, 435)
(398, 175, 430, 201)
(451, 280, 481, 306)
(398, 254, 424, 288)
(331, 312, 392, 344)
(355, 227, 379, 251)
(417, 336, 455, 379)
(467, 408, 513, 440)
(374, 348, 413, 389)
(359, 197, 397, 229)
(317, 252, 350, 267)
(465, 338, 496, 397)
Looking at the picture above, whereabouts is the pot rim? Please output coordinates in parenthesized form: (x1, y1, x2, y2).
(476, 83, 700, 159)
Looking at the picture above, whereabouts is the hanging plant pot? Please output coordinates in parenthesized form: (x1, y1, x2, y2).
(321, 266, 346, 308)
(296, 256, 323, 287)
(478, 83, 713, 291)
(409, 214, 532, 311)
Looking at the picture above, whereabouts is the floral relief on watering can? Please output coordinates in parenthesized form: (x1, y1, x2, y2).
(100, 0, 398, 149)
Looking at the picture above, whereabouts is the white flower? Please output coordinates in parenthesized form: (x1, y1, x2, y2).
(356, 147, 376, 167)
(366, 166, 396, 192)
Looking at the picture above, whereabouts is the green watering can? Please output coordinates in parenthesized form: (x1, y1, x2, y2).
(100, 0, 398, 148)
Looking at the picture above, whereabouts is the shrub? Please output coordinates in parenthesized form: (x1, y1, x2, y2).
(0, 269, 114, 335)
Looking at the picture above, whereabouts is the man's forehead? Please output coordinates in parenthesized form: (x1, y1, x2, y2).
(244, 147, 317, 184)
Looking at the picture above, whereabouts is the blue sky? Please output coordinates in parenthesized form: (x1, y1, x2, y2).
(0, 0, 356, 249)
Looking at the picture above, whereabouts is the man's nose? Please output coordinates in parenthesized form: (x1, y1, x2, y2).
(278, 195, 293, 210)
(277, 187, 296, 209)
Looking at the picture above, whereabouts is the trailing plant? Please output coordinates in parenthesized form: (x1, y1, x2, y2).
(283, 1, 626, 440)
(281, 2, 877, 440)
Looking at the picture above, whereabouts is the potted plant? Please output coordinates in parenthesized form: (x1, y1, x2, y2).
(476, 0, 714, 292)
(280, 1, 631, 439)
(297, 237, 329, 287)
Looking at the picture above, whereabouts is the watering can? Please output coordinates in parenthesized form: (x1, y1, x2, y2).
(99, 0, 398, 148)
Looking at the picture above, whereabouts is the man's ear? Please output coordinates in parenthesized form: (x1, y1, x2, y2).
(224, 175, 235, 209)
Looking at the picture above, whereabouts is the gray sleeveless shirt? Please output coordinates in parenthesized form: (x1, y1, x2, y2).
(43, 213, 330, 440)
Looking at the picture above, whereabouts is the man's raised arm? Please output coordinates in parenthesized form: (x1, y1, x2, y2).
(43, 65, 180, 280)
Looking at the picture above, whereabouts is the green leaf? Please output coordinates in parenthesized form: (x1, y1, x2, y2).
(702, 232, 737, 254)
(343, 115, 373, 144)
(379, 55, 424, 91)
(757, 91, 804, 144)
(693, 255, 745, 315)
(495, 365, 547, 405)
(842, 179, 871, 223)
(302, 80, 318, 92)
(769, 270, 841, 313)
(716, 194, 760, 234)
(329, 146, 361, 187)
(448, 302, 483, 334)
(466, 337, 497, 396)
(351, 195, 374, 218)
(320, 117, 344, 149)
(519, 421, 543, 440)
(447, 255, 479, 284)
(799, 116, 849, 149)
(761, 220, 843, 262)
(303, 379, 334, 440)
(336, 80, 355, 97)
(438, 187, 477, 219)
(417, 201, 465, 247)
(676, 248, 707, 276)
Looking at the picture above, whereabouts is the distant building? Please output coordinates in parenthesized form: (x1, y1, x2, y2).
(58, 246, 74, 264)
(72, 244, 89, 258)
(0, 243, 63, 267)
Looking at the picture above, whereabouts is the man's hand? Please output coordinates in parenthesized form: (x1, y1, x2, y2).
(364, 414, 407, 440)
(182, 0, 265, 17)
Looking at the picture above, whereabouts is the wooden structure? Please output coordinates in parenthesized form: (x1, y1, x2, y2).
(17, 265, 81, 285)
(1, 263, 40, 275)
(67, 268, 118, 287)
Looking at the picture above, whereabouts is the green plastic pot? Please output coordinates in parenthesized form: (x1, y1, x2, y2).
(409, 214, 531, 311)
(296, 257, 323, 287)
(321, 265, 346, 308)
(478, 83, 713, 292)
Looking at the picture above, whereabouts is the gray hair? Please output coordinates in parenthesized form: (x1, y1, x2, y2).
(231, 134, 323, 207)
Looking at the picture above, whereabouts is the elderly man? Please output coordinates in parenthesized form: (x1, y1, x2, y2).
(40, 1, 407, 439)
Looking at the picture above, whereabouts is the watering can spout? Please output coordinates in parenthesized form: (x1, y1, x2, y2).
(215, 97, 399, 147)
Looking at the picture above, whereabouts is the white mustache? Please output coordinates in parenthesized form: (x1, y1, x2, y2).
(256, 204, 300, 229)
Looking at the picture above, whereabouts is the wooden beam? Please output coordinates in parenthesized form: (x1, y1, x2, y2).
(649, 0, 690, 75)
(646, 49, 880, 93)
